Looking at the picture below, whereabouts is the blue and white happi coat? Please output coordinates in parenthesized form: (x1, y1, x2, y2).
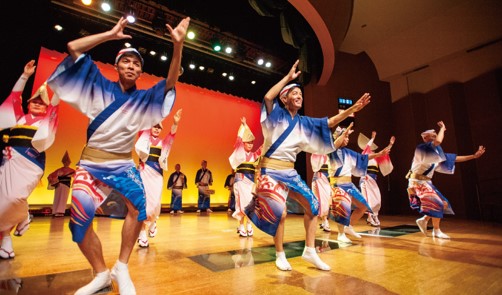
(48, 54, 175, 242)
(407, 142, 456, 218)
(245, 99, 335, 236)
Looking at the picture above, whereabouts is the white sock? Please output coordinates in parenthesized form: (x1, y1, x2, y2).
(302, 246, 331, 271)
(275, 251, 292, 271)
(75, 269, 111, 295)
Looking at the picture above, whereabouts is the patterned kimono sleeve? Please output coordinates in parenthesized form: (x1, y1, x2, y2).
(47, 54, 112, 117)
(135, 129, 151, 163)
(298, 116, 335, 155)
(229, 136, 245, 170)
(416, 142, 447, 166)
(311, 154, 327, 172)
(376, 154, 393, 176)
(159, 131, 176, 171)
(0, 91, 24, 130)
(346, 149, 369, 177)
(435, 153, 457, 174)
(32, 103, 59, 152)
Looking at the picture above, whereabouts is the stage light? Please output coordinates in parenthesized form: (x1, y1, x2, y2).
(211, 37, 221, 52)
(100, 1, 111, 12)
(125, 7, 135, 23)
(187, 31, 195, 40)
(224, 46, 233, 54)
(81, 0, 92, 6)
(265, 61, 271, 68)
(257, 58, 264, 66)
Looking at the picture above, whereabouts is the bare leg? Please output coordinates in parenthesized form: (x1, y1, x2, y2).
(431, 217, 440, 230)
(302, 204, 330, 270)
(273, 209, 287, 252)
(349, 198, 366, 226)
(118, 198, 142, 263)
(78, 224, 107, 273)
(304, 212, 317, 248)
(273, 209, 291, 271)
(74, 224, 112, 295)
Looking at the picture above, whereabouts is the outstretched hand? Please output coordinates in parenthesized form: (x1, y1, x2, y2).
(287, 60, 301, 82)
(389, 136, 396, 146)
(437, 121, 446, 131)
(353, 93, 371, 112)
(173, 109, 182, 124)
(24, 60, 36, 77)
(474, 145, 486, 158)
(109, 17, 132, 40)
(167, 17, 190, 45)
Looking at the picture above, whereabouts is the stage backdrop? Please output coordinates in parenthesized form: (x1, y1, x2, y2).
(29, 47, 263, 208)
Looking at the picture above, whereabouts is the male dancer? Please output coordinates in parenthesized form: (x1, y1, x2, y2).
(47, 16, 189, 294)
(246, 59, 372, 271)
(407, 121, 485, 239)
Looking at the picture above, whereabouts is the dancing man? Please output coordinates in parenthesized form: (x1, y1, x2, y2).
(47, 16, 189, 294)
(245, 59, 371, 271)
(407, 121, 485, 239)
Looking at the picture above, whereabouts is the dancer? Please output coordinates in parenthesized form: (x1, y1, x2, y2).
(245, 59, 372, 271)
(329, 124, 390, 243)
(0, 60, 59, 259)
(311, 153, 332, 232)
(167, 163, 187, 214)
(357, 131, 395, 226)
(135, 109, 182, 248)
(47, 16, 189, 294)
(195, 160, 213, 213)
(407, 121, 485, 239)
(224, 170, 236, 213)
(228, 117, 262, 237)
(47, 151, 76, 217)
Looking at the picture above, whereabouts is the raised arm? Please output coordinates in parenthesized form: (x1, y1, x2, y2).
(170, 109, 182, 134)
(456, 146, 486, 163)
(12, 60, 36, 92)
(433, 121, 446, 146)
(334, 122, 354, 149)
(165, 17, 190, 91)
(263, 59, 301, 114)
(67, 17, 132, 61)
(327, 93, 371, 128)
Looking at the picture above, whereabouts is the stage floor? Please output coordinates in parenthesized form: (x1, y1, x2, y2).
(1, 213, 501, 294)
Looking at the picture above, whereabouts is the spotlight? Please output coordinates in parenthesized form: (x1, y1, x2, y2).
(125, 7, 135, 23)
(210, 37, 221, 52)
(187, 31, 195, 40)
(100, 0, 111, 12)
(224, 46, 233, 54)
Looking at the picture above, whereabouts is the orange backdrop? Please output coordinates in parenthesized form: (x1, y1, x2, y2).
(29, 47, 263, 207)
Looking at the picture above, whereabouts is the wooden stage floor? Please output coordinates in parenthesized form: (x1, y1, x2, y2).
(1, 213, 501, 294)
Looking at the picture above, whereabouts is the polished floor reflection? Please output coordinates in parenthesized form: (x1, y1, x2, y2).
(1, 213, 501, 294)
